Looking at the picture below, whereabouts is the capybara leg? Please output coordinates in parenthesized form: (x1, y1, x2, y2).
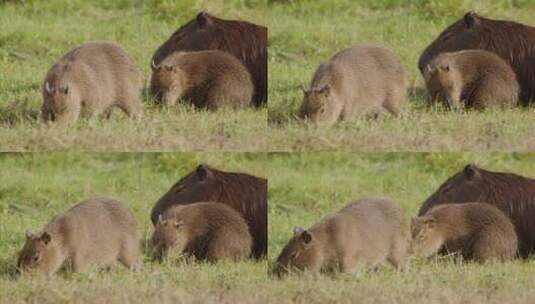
(118, 95, 143, 119)
(338, 254, 358, 274)
(72, 256, 89, 273)
(388, 237, 410, 271)
(384, 85, 406, 117)
(119, 239, 141, 270)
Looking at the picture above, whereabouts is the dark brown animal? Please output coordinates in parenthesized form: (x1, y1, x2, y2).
(150, 12, 267, 107)
(151, 164, 267, 259)
(150, 50, 253, 109)
(424, 50, 519, 109)
(419, 164, 535, 257)
(419, 11, 535, 104)
(272, 198, 409, 277)
(17, 197, 140, 275)
(411, 203, 518, 262)
(150, 202, 252, 262)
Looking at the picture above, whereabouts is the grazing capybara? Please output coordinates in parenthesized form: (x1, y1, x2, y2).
(151, 164, 267, 259)
(150, 50, 253, 109)
(299, 44, 407, 126)
(411, 203, 518, 262)
(419, 11, 535, 104)
(419, 164, 535, 257)
(42, 41, 143, 123)
(423, 50, 519, 110)
(272, 198, 409, 277)
(151, 12, 267, 107)
(150, 202, 252, 262)
(17, 197, 140, 275)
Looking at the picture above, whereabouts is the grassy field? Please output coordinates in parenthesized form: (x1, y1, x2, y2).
(0, 0, 267, 151)
(268, 0, 535, 151)
(1, 152, 535, 303)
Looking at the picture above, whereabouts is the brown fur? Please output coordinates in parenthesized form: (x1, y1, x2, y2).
(411, 203, 518, 262)
(151, 164, 267, 259)
(150, 50, 253, 110)
(17, 197, 140, 275)
(299, 44, 407, 127)
(419, 164, 535, 257)
(419, 11, 535, 105)
(150, 202, 252, 262)
(42, 41, 143, 123)
(151, 12, 267, 107)
(272, 198, 409, 277)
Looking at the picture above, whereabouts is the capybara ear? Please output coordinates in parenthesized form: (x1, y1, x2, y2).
(196, 164, 209, 180)
(40, 232, 51, 245)
(293, 226, 304, 236)
(157, 214, 167, 226)
(25, 230, 34, 240)
(423, 215, 436, 227)
(173, 220, 183, 229)
(151, 60, 159, 71)
(60, 86, 69, 94)
(196, 11, 212, 28)
(441, 64, 450, 72)
(464, 164, 479, 179)
(164, 65, 173, 72)
(44, 82, 53, 94)
(464, 11, 479, 28)
(301, 230, 312, 244)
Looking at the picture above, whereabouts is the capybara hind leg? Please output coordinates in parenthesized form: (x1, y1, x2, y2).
(384, 86, 406, 117)
(388, 237, 410, 271)
(119, 239, 141, 271)
(117, 94, 143, 119)
(472, 233, 514, 262)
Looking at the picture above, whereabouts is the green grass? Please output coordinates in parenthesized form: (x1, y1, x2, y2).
(268, 0, 535, 151)
(0, 0, 267, 151)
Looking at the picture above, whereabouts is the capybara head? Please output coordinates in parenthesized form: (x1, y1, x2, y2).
(42, 76, 78, 121)
(423, 57, 461, 109)
(17, 230, 53, 273)
(410, 215, 443, 257)
(150, 214, 188, 261)
(299, 85, 338, 126)
(150, 61, 187, 106)
(418, 11, 485, 73)
(272, 227, 321, 277)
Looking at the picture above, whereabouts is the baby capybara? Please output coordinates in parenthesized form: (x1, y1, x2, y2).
(411, 203, 518, 262)
(272, 198, 409, 277)
(42, 41, 143, 123)
(150, 50, 253, 110)
(17, 197, 140, 274)
(299, 44, 407, 126)
(150, 202, 252, 262)
(423, 50, 519, 110)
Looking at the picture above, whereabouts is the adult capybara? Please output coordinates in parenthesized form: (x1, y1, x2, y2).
(17, 197, 140, 275)
(150, 202, 252, 262)
(150, 50, 253, 109)
(299, 44, 407, 127)
(423, 50, 519, 110)
(151, 12, 267, 107)
(272, 198, 409, 277)
(151, 164, 267, 259)
(419, 11, 535, 104)
(419, 164, 535, 257)
(42, 41, 143, 123)
(411, 203, 518, 262)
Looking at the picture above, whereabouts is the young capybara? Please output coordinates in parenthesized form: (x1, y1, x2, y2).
(42, 41, 143, 123)
(418, 11, 535, 104)
(411, 203, 518, 262)
(150, 202, 252, 262)
(299, 44, 407, 126)
(151, 164, 267, 259)
(17, 197, 140, 275)
(272, 198, 409, 277)
(150, 50, 253, 110)
(151, 12, 267, 106)
(419, 164, 535, 257)
(423, 50, 519, 110)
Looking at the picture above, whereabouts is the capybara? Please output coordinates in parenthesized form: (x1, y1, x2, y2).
(42, 41, 142, 123)
(299, 44, 407, 126)
(411, 203, 518, 262)
(423, 50, 519, 110)
(150, 50, 253, 110)
(150, 202, 252, 262)
(272, 198, 409, 277)
(419, 164, 535, 257)
(419, 11, 535, 104)
(151, 164, 267, 259)
(17, 197, 140, 275)
(151, 12, 267, 107)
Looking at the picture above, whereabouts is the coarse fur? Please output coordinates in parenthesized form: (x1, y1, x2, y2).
(151, 164, 267, 259)
(419, 164, 535, 257)
(150, 50, 253, 110)
(42, 41, 143, 123)
(419, 11, 535, 105)
(17, 197, 140, 275)
(411, 202, 518, 262)
(151, 12, 267, 107)
(272, 198, 410, 277)
(150, 202, 252, 262)
(299, 44, 407, 127)
(423, 50, 519, 110)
